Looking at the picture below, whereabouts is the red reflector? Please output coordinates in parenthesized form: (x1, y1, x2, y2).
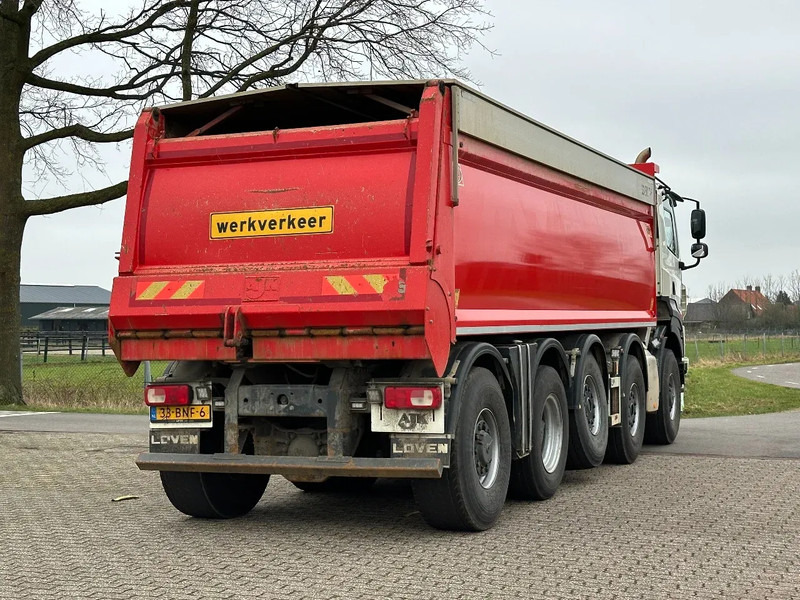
(144, 385, 191, 406)
(384, 387, 442, 409)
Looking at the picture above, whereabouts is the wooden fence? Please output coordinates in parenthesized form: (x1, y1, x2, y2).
(20, 331, 110, 362)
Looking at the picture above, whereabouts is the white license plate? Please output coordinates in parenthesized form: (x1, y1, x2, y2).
(370, 403, 444, 434)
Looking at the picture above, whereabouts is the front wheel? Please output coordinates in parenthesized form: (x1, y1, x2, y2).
(411, 367, 512, 531)
(645, 351, 681, 445)
(605, 356, 646, 464)
(160, 471, 269, 518)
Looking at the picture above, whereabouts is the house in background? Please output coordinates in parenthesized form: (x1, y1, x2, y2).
(29, 306, 109, 333)
(684, 297, 718, 331)
(20, 284, 110, 328)
(718, 285, 770, 322)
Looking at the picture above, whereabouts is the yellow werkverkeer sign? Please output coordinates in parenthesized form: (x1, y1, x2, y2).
(210, 206, 333, 239)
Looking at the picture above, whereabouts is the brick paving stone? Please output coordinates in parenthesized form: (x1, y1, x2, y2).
(0, 431, 798, 599)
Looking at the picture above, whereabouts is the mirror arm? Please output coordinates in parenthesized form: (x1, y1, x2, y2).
(679, 258, 702, 271)
(681, 196, 702, 210)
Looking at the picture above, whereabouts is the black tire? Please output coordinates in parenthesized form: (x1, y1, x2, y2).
(411, 367, 511, 531)
(509, 365, 569, 500)
(289, 477, 376, 493)
(160, 471, 269, 518)
(605, 356, 646, 464)
(566, 355, 608, 469)
(645, 351, 682, 445)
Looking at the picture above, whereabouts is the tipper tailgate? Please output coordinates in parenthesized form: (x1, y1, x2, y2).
(110, 82, 456, 374)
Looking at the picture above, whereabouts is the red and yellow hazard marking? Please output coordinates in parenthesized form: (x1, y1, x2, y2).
(323, 274, 398, 297)
(135, 280, 205, 301)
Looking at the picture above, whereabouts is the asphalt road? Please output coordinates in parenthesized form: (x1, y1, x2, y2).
(0, 410, 147, 434)
(1, 408, 799, 599)
(733, 362, 800, 389)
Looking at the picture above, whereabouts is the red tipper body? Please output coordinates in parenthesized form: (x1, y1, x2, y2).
(109, 81, 656, 376)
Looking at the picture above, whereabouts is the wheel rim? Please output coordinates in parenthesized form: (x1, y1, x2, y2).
(583, 374, 601, 435)
(474, 408, 500, 489)
(541, 393, 564, 474)
(667, 373, 678, 420)
(628, 383, 641, 437)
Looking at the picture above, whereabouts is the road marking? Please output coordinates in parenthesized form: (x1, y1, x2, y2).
(0, 411, 61, 418)
(786, 381, 800, 385)
(756, 375, 765, 379)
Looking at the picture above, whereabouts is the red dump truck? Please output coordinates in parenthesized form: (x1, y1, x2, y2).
(110, 80, 707, 531)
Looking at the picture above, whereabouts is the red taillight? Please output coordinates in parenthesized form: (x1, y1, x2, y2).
(144, 385, 191, 406)
(384, 387, 442, 409)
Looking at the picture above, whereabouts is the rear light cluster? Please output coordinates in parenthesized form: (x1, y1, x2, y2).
(144, 384, 191, 406)
(383, 386, 442, 409)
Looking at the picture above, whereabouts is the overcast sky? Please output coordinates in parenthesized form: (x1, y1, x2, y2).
(19, 0, 800, 299)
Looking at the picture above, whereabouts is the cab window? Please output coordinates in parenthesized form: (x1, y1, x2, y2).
(660, 202, 678, 255)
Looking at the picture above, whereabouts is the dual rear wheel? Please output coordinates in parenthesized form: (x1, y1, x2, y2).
(413, 365, 570, 531)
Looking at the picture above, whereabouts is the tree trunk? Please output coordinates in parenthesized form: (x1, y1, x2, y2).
(0, 1, 31, 404)
(0, 210, 26, 405)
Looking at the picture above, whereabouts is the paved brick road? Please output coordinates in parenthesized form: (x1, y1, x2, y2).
(1, 431, 798, 599)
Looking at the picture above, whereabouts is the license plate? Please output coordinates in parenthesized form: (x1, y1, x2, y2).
(150, 404, 212, 428)
(370, 403, 444, 434)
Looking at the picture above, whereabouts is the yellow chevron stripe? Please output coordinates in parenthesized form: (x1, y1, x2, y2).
(171, 280, 204, 300)
(326, 276, 357, 295)
(363, 274, 388, 293)
(137, 281, 168, 300)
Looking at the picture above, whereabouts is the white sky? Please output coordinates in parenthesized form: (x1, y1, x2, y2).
(20, 0, 800, 299)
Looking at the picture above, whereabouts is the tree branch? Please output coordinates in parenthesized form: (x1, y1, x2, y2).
(23, 124, 133, 150)
(181, 0, 200, 100)
(26, 69, 174, 100)
(23, 181, 128, 217)
(29, 0, 190, 68)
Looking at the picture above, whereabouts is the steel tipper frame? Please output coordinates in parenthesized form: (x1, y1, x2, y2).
(120, 80, 691, 531)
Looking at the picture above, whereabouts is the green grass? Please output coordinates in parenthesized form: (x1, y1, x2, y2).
(684, 360, 800, 418)
(1, 403, 146, 415)
(686, 334, 800, 363)
(21, 355, 169, 414)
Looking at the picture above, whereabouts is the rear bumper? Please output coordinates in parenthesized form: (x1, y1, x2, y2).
(136, 452, 443, 479)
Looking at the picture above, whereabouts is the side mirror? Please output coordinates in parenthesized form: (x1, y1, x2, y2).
(690, 242, 708, 259)
(690, 209, 706, 239)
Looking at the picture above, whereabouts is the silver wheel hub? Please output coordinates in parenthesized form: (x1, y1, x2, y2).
(541, 393, 564, 474)
(583, 375, 601, 435)
(667, 374, 678, 420)
(474, 408, 500, 489)
(628, 383, 641, 437)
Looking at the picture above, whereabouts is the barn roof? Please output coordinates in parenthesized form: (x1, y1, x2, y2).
(20, 284, 111, 305)
(28, 306, 109, 321)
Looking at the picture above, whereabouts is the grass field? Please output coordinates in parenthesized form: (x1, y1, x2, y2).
(684, 360, 800, 418)
(686, 334, 800, 362)
(13, 352, 800, 419)
(21, 355, 168, 414)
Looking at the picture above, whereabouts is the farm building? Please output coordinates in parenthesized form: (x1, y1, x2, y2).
(20, 284, 110, 328)
(28, 306, 109, 333)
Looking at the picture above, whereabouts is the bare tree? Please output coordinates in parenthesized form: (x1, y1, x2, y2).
(759, 273, 780, 302)
(706, 282, 727, 303)
(0, 0, 491, 404)
(789, 269, 800, 304)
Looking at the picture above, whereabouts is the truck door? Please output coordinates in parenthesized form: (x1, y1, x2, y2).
(657, 197, 682, 307)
